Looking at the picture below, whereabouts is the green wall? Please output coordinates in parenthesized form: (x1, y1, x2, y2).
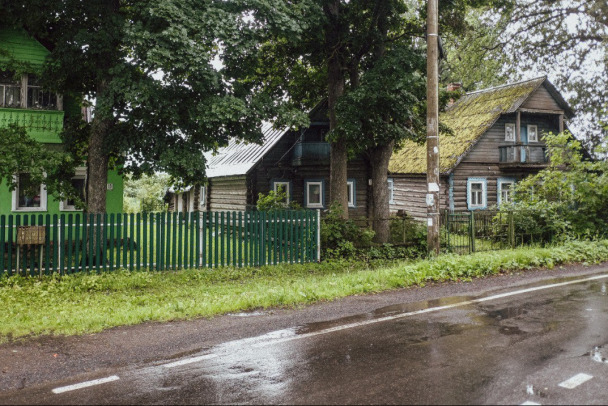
(0, 169, 124, 216)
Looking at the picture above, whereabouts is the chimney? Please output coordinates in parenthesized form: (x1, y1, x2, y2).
(447, 83, 462, 92)
(447, 82, 462, 107)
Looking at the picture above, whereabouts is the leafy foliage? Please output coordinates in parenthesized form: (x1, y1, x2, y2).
(503, 132, 608, 239)
(0, 124, 82, 205)
(123, 173, 170, 213)
(256, 187, 301, 211)
(321, 203, 375, 258)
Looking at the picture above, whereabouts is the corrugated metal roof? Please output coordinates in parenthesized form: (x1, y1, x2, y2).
(205, 123, 288, 178)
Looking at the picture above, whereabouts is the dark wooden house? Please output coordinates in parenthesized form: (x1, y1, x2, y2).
(388, 76, 575, 219)
(198, 102, 371, 216)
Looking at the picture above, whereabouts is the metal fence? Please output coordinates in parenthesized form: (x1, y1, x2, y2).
(441, 210, 553, 254)
(0, 210, 320, 277)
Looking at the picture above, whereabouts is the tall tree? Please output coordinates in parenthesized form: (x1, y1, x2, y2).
(1, 0, 307, 213)
(451, 0, 608, 149)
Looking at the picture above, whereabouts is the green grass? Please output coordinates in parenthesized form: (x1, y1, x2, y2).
(1, 240, 608, 342)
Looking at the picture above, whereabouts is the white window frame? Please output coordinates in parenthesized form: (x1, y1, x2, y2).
(388, 178, 395, 204)
(527, 124, 538, 143)
(347, 179, 356, 208)
(273, 181, 291, 205)
(467, 178, 487, 210)
(60, 168, 87, 211)
(12, 173, 47, 212)
(505, 123, 516, 142)
(305, 181, 324, 208)
(497, 178, 516, 206)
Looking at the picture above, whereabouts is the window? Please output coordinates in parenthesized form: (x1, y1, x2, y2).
(347, 179, 356, 208)
(388, 178, 395, 204)
(0, 70, 21, 108)
(12, 173, 47, 211)
(27, 74, 58, 110)
(305, 180, 324, 208)
(60, 168, 86, 211)
(467, 178, 487, 210)
(272, 180, 291, 205)
(527, 125, 538, 143)
(505, 123, 516, 142)
(497, 178, 516, 206)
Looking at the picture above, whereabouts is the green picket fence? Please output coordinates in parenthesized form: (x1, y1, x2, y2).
(0, 210, 320, 277)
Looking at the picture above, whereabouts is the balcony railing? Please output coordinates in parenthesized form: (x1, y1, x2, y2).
(499, 144, 548, 165)
(292, 142, 331, 166)
(0, 108, 64, 143)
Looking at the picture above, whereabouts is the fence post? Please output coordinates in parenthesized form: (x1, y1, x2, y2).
(470, 211, 475, 254)
(316, 209, 321, 262)
(509, 211, 515, 248)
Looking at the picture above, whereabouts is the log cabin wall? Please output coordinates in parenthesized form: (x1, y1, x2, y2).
(208, 176, 248, 211)
(251, 128, 370, 217)
(389, 174, 450, 221)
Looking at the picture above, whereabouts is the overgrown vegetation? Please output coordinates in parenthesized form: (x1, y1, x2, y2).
(1, 240, 607, 341)
(320, 204, 427, 261)
(501, 132, 608, 240)
(256, 188, 301, 211)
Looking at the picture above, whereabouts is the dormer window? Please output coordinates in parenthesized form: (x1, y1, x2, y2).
(505, 123, 516, 142)
(527, 125, 538, 143)
(27, 74, 58, 110)
(0, 70, 21, 108)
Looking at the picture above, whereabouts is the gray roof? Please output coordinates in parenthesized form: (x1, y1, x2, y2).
(205, 123, 288, 178)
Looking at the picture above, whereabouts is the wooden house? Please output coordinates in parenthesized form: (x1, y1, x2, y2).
(388, 76, 575, 219)
(168, 102, 371, 216)
(0, 28, 124, 216)
(173, 77, 575, 220)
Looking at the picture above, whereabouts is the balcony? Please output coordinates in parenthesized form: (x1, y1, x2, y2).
(499, 144, 548, 169)
(292, 142, 331, 166)
(0, 108, 64, 143)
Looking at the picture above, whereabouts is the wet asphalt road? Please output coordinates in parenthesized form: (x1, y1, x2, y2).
(3, 271, 608, 404)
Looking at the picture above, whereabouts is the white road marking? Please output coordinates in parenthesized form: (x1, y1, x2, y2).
(558, 373, 593, 389)
(521, 401, 541, 405)
(162, 354, 217, 368)
(252, 273, 608, 348)
(161, 273, 608, 366)
(52, 375, 120, 394)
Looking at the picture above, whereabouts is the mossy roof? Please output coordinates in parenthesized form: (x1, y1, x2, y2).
(389, 76, 551, 175)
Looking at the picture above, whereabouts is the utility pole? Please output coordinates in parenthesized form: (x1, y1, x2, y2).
(426, 0, 440, 255)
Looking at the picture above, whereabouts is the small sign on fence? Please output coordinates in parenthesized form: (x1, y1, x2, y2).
(17, 226, 46, 246)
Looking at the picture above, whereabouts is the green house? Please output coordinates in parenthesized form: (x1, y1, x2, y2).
(0, 28, 123, 216)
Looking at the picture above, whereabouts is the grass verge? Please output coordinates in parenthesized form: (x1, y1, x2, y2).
(1, 240, 608, 342)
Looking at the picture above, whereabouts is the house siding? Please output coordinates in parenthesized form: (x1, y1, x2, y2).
(389, 174, 450, 220)
(521, 85, 563, 111)
(208, 176, 248, 211)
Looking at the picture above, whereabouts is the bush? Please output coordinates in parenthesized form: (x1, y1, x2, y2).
(256, 188, 301, 211)
(321, 203, 374, 258)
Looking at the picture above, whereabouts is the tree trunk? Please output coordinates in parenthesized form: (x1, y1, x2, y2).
(370, 141, 394, 243)
(193, 184, 201, 212)
(87, 80, 112, 215)
(324, 0, 348, 217)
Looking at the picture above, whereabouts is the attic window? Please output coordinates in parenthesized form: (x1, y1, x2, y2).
(505, 123, 516, 142)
